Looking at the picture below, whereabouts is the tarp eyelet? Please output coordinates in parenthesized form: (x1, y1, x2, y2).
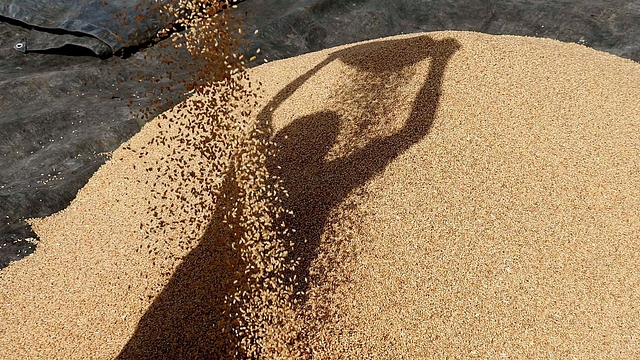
(14, 39, 27, 53)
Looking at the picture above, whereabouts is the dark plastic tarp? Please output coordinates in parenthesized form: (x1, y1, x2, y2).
(238, 0, 640, 63)
(0, 0, 169, 57)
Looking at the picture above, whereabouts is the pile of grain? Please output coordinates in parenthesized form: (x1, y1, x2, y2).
(1, 30, 640, 358)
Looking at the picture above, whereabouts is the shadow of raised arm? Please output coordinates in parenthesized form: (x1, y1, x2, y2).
(263, 35, 461, 297)
(327, 37, 460, 198)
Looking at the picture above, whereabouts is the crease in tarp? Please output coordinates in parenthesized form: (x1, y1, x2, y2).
(0, 0, 171, 57)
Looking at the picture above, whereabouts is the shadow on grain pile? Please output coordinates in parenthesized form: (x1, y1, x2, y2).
(118, 34, 460, 358)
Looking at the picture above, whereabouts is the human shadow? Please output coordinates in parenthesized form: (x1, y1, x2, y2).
(263, 35, 460, 298)
(117, 35, 460, 358)
(117, 170, 251, 359)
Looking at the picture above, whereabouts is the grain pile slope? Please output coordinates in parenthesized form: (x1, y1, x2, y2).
(1, 31, 640, 359)
(245, 31, 640, 358)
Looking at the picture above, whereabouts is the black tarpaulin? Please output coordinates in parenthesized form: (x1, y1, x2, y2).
(0, 0, 169, 57)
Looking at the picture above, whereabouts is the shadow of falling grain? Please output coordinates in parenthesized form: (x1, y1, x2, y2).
(117, 170, 249, 359)
(117, 34, 460, 358)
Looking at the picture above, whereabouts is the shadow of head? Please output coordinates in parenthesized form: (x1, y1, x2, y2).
(270, 111, 340, 173)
